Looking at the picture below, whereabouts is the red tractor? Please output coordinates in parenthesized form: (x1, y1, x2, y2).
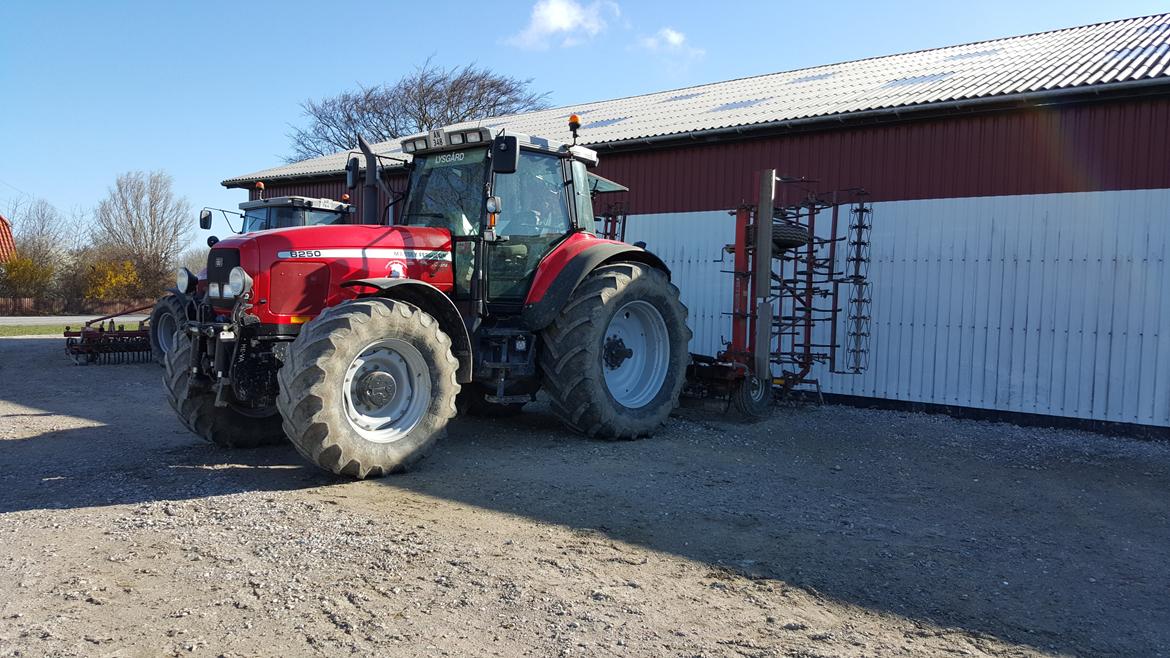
(165, 121, 691, 478)
(150, 195, 357, 365)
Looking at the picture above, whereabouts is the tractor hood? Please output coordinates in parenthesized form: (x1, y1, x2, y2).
(205, 224, 454, 326)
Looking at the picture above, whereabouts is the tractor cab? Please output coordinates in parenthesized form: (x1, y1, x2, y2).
(397, 126, 623, 305)
(238, 196, 354, 233)
(197, 195, 357, 238)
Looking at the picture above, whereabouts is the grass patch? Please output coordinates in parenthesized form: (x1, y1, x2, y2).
(0, 324, 73, 337)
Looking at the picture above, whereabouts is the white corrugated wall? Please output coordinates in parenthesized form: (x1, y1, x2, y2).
(624, 189, 1170, 427)
(623, 211, 737, 358)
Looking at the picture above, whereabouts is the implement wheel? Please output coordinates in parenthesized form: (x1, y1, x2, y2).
(276, 299, 459, 479)
(732, 374, 773, 418)
(772, 222, 811, 253)
(163, 329, 286, 448)
(540, 263, 691, 439)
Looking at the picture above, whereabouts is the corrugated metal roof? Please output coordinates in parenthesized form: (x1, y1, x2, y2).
(0, 213, 16, 261)
(225, 13, 1170, 186)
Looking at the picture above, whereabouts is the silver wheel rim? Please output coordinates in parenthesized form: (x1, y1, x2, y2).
(602, 300, 669, 409)
(747, 375, 767, 402)
(157, 312, 177, 354)
(342, 338, 431, 443)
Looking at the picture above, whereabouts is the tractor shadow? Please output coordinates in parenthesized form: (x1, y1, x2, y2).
(0, 338, 329, 513)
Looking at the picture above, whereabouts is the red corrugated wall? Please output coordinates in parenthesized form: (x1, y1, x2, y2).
(247, 97, 1170, 214)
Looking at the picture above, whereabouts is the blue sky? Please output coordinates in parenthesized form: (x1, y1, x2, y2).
(1, 0, 1165, 242)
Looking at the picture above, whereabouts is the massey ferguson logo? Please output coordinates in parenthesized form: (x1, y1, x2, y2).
(214, 257, 223, 267)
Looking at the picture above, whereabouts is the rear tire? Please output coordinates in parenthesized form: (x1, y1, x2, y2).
(163, 328, 286, 448)
(150, 293, 189, 367)
(540, 263, 691, 439)
(276, 299, 460, 479)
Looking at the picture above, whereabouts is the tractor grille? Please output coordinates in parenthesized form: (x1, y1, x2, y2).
(206, 248, 240, 292)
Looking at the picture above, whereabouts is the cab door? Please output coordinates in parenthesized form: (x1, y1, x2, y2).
(486, 151, 573, 304)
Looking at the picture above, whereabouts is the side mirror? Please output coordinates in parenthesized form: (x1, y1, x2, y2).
(199, 209, 212, 230)
(207, 235, 219, 248)
(491, 135, 519, 174)
(345, 156, 360, 190)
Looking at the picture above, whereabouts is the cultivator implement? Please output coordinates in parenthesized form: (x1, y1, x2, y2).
(64, 304, 154, 365)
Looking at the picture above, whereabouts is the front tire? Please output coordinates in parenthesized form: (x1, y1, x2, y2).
(163, 329, 286, 448)
(540, 263, 691, 439)
(150, 293, 189, 366)
(276, 299, 460, 479)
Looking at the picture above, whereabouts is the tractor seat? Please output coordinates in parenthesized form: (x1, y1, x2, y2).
(496, 244, 529, 260)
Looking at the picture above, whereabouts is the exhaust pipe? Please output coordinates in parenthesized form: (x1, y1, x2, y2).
(358, 135, 380, 225)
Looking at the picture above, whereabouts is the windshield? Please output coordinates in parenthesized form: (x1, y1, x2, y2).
(402, 148, 487, 236)
(242, 207, 345, 232)
(242, 208, 268, 233)
(304, 209, 346, 226)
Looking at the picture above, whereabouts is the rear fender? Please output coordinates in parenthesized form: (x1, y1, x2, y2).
(521, 242, 670, 331)
(340, 278, 473, 383)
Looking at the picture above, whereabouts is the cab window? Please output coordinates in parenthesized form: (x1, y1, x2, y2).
(242, 208, 268, 232)
(486, 151, 573, 301)
(402, 148, 486, 236)
(570, 160, 596, 234)
(305, 209, 345, 226)
(492, 151, 571, 237)
(270, 207, 304, 229)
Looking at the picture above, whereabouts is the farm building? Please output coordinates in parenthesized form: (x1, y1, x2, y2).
(224, 14, 1170, 431)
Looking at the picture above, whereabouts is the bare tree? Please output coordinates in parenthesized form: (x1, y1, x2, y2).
(178, 245, 210, 273)
(287, 60, 551, 162)
(0, 197, 85, 302)
(93, 171, 192, 293)
(4, 197, 77, 266)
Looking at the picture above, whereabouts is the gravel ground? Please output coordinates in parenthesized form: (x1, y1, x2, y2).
(1, 335, 1168, 657)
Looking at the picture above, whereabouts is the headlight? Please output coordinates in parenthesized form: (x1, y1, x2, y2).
(227, 266, 253, 297)
(175, 267, 197, 294)
(208, 282, 221, 298)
